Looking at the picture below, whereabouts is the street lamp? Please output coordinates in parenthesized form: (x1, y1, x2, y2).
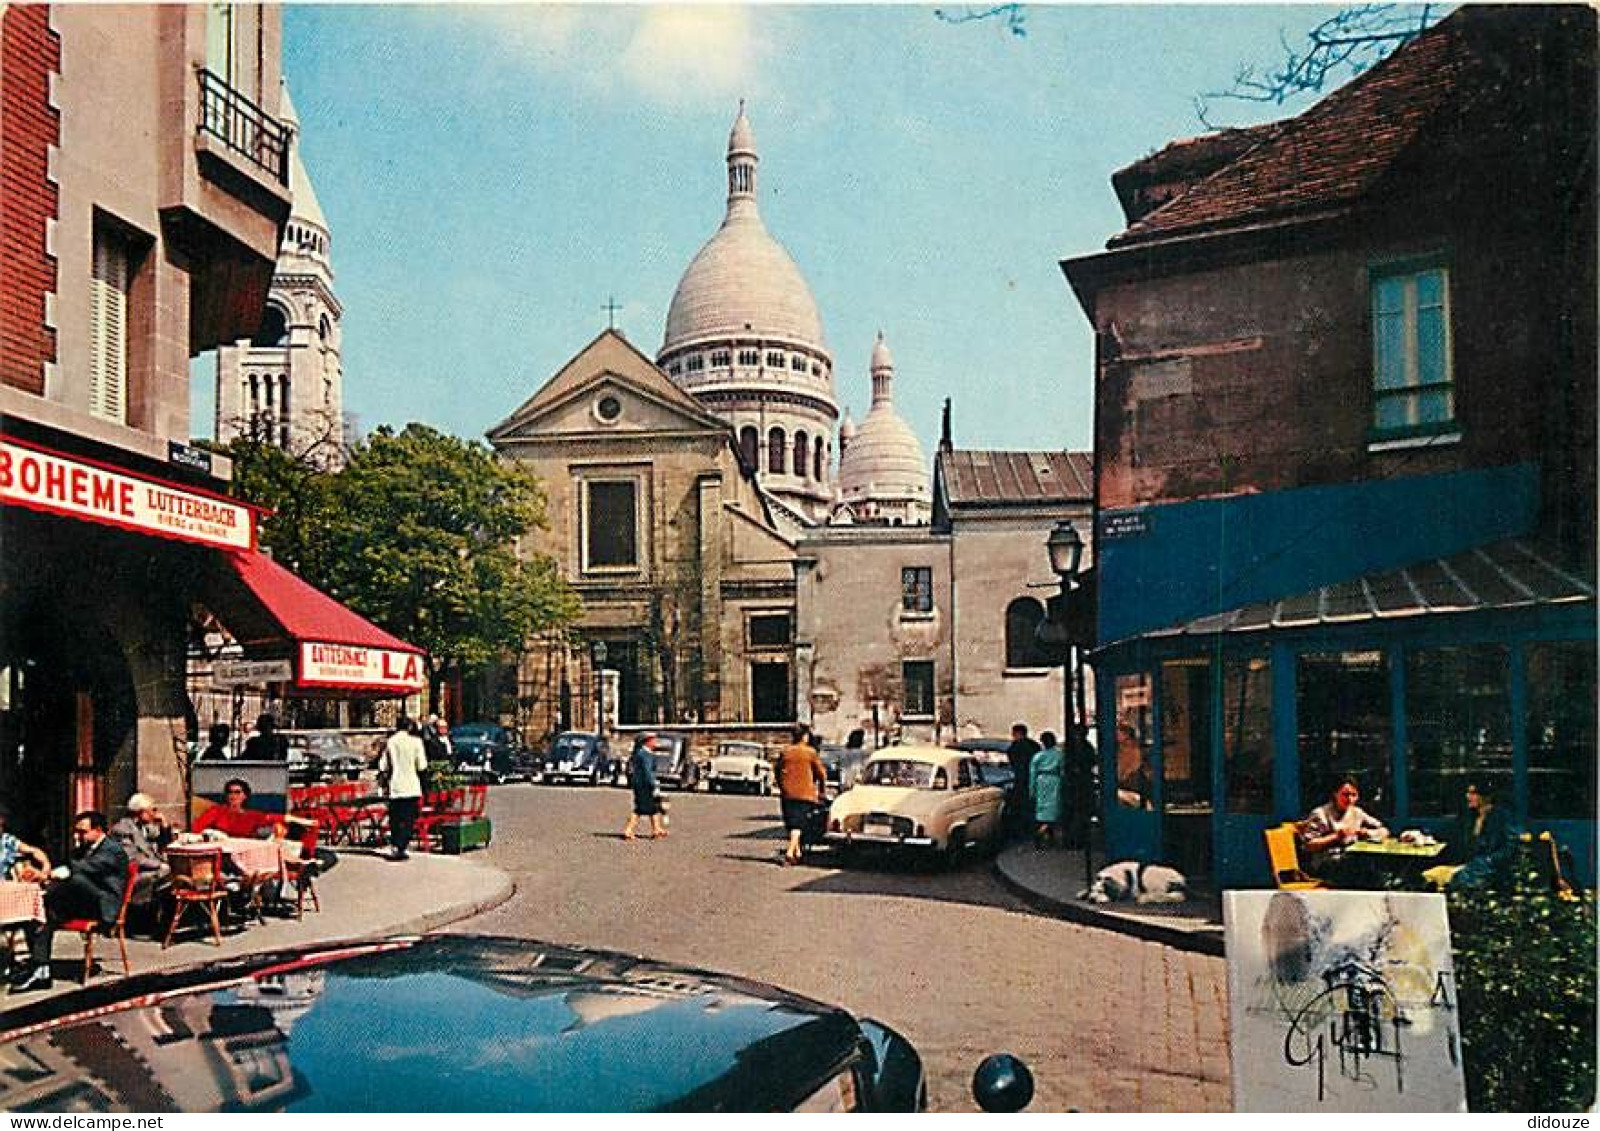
(592, 640, 608, 736)
(1045, 519, 1092, 887)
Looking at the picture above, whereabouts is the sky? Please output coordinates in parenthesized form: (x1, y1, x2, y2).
(193, 4, 1381, 456)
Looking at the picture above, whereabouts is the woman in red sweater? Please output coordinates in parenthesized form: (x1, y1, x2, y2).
(192, 779, 277, 838)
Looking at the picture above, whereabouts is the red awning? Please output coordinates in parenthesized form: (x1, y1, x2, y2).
(207, 550, 427, 695)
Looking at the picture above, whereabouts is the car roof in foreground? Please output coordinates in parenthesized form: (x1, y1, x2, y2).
(0, 935, 866, 1113)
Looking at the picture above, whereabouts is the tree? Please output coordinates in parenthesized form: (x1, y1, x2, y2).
(223, 422, 579, 710)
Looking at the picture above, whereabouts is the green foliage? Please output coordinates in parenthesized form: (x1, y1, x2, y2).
(223, 423, 579, 702)
(1449, 862, 1597, 1111)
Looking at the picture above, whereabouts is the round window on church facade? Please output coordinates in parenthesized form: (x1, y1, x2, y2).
(595, 394, 623, 423)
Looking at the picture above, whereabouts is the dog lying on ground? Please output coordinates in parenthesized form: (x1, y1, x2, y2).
(1080, 861, 1188, 904)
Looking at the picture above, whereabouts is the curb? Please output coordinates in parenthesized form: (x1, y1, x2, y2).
(992, 859, 1225, 957)
(383, 868, 517, 937)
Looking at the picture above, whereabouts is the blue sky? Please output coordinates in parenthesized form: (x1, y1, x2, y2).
(194, 4, 1379, 455)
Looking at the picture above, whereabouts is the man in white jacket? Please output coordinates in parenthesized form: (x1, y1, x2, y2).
(380, 717, 430, 861)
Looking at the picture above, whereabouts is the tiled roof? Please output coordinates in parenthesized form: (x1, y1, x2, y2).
(1142, 540, 1595, 641)
(1109, 12, 1470, 248)
(938, 449, 1092, 507)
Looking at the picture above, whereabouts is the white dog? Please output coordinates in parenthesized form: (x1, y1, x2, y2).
(1081, 861, 1188, 904)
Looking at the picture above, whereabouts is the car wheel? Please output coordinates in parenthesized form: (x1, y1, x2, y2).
(941, 830, 967, 871)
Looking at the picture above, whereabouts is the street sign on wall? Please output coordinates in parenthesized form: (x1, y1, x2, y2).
(212, 659, 293, 687)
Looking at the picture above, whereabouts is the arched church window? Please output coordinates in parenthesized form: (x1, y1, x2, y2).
(768, 428, 786, 475)
(813, 436, 823, 480)
(793, 431, 808, 477)
(739, 426, 758, 469)
(318, 315, 331, 343)
(1005, 597, 1051, 669)
(252, 304, 289, 348)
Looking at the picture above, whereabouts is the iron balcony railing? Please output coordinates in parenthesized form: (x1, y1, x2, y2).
(197, 68, 289, 185)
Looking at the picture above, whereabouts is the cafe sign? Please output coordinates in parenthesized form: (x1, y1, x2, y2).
(299, 641, 426, 692)
(0, 436, 252, 551)
(213, 658, 294, 687)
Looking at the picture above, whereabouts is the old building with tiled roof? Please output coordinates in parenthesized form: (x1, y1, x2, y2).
(1062, 4, 1596, 888)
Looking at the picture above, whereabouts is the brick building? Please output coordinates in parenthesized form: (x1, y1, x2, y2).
(1062, 6, 1596, 886)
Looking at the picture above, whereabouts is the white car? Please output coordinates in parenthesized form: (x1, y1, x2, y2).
(707, 740, 773, 795)
(824, 746, 1006, 862)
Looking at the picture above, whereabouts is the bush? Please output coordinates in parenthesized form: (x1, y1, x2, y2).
(1449, 861, 1596, 1111)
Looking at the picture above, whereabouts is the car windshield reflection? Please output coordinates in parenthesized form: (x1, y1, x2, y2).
(860, 760, 938, 789)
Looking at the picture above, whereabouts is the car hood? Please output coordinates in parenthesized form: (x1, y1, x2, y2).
(0, 935, 867, 1113)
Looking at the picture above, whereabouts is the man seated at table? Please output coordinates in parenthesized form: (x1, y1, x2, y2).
(0, 801, 50, 882)
(10, 811, 129, 993)
(111, 792, 173, 906)
(193, 779, 278, 839)
(1423, 781, 1515, 891)
(1297, 777, 1389, 886)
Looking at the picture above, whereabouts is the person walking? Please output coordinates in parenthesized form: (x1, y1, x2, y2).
(1005, 723, 1041, 838)
(623, 733, 666, 841)
(379, 717, 429, 860)
(10, 811, 128, 993)
(1029, 732, 1064, 849)
(776, 725, 827, 866)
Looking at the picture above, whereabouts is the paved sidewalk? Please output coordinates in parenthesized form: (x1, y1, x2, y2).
(1, 849, 513, 1015)
(994, 842, 1226, 956)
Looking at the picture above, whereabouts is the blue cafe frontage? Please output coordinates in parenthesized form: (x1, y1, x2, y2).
(1092, 537, 1597, 890)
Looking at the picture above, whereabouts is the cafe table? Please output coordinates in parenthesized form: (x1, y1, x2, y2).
(1346, 837, 1447, 889)
(0, 880, 46, 925)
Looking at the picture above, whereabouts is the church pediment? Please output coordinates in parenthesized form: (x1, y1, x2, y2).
(488, 329, 728, 443)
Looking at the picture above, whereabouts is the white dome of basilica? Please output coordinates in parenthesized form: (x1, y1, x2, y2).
(835, 332, 930, 525)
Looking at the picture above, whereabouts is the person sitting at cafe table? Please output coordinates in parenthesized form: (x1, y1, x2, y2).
(1422, 781, 1515, 891)
(193, 779, 278, 839)
(10, 810, 129, 994)
(0, 801, 50, 883)
(1297, 777, 1389, 885)
(111, 793, 173, 906)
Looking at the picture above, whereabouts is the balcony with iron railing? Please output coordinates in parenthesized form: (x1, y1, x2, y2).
(197, 68, 290, 185)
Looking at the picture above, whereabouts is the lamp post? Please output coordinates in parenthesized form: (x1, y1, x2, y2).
(592, 640, 608, 737)
(1045, 519, 1092, 889)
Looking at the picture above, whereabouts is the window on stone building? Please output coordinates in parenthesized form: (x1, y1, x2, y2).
(1525, 641, 1597, 819)
(768, 428, 786, 474)
(89, 221, 135, 425)
(766, 351, 784, 368)
(583, 480, 638, 570)
(747, 613, 792, 648)
(813, 436, 823, 481)
(739, 426, 759, 469)
(902, 660, 935, 718)
(793, 431, 808, 477)
(739, 349, 759, 367)
(685, 353, 705, 372)
(710, 350, 730, 368)
(901, 567, 933, 614)
(1004, 597, 1051, 669)
(252, 304, 289, 348)
(790, 354, 807, 371)
(1371, 263, 1454, 437)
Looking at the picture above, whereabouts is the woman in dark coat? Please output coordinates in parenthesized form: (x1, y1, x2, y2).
(1424, 781, 1515, 890)
(622, 734, 666, 840)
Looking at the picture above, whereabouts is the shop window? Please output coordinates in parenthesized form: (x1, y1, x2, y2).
(1222, 656, 1272, 814)
(1524, 642, 1596, 819)
(1405, 645, 1511, 816)
(583, 480, 637, 570)
(739, 426, 759, 469)
(1296, 651, 1392, 812)
(747, 613, 792, 649)
(902, 660, 935, 718)
(767, 428, 786, 474)
(1372, 264, 1454, 437)
(1160, 659, 1213, 811)
(901, 567, 933, 614)
(1114, 673, 1154, 809)
(1004, 597, 1050, 669)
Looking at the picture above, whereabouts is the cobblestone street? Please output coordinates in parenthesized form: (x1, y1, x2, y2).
(453, 785, 1231, 1112)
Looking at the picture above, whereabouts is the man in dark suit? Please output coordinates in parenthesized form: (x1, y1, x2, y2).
(11, 810, 129, 993)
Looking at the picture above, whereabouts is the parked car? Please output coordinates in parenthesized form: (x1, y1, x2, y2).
(707, 740, 773, 794)
(819, 744, 869, 797)
(450, 722, 531, 784)
(955, 738, 1017, 793)
(541, 731, 614, 786)
(825, 746, 1007, 863)
(283, 730, 367, 784)
(0, 933, 971, 1111)
(646, 732, 698, 791)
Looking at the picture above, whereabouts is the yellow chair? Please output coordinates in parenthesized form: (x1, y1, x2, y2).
(1264, 823, 1329, 890)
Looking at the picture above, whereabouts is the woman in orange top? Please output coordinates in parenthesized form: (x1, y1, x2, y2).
(775, 726, 827, 866)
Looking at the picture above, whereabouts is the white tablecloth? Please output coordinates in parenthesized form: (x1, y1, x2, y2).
(0, 880, 46, 924)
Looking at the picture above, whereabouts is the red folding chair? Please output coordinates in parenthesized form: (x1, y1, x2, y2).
(58, 860, 139, 982)
(284, 819, 322, 918)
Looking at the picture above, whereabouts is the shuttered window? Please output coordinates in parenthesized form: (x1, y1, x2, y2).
(89, 230, 129, 424)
